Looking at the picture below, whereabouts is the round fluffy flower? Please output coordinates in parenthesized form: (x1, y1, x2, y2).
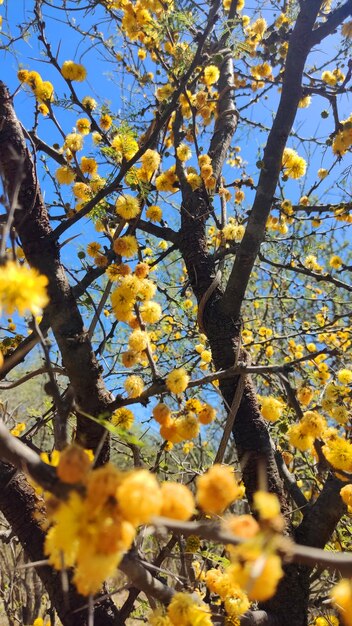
(80, 157, 98, 176)
(203, 65, 220, 86)
(146, 205, 163, 222)
(198, 404, 216, 425)
(340, 484, 352, 507)
(117, 469, 162, 525)
(0, 261, 49, 316)
(61, 60, 87, 82)
(196, 464, 241, 514)
(55, 165, 76, 185)
(176, 143, 192, 162)
(82, 95, 97, 111)
(111, 407, 134, 429)
(113, 235, 138, 258)
(34, 80, 54, 103)
(330, 579, 352, 625)
(73, 182, 91, 200)
(128, 329, 148, 352)
(160, 482, 195, 520)
(64, 133, 83, 152)
(141, 149, 161, 172)
(176, 413, 200, 440)
(57, 444, 91, 484)
(99, 113, 112, 130)
(153, 403, 171, 425)
(287, 423, 313, 451)
(337, 368, 352, 385)
(76, 118, 91, 135)
(253, 490, 280, 520)
(260, 396, 284, 422)
(168, 592, 212, 626)
(115, 195, 140, 220)
(329, 255, 343, 269)
(228, 554, 284, 601)
(166, 367, 189, 394)
(124, 375, 144, 397)
(140, 301, 162, 324)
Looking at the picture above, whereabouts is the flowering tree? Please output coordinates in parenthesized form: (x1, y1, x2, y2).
(0, 0, 352, 625)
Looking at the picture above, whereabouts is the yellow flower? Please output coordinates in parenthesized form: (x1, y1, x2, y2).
(259, 396, 284, 422)
(153, 403, 171, 425)
(73, 182, 91, 200)
(228, 554, 283, 601)
(340, 484, 352, 507)
(112, 133, 139, 162)
(141, 148, 160, 172)
(80, 157, 98, 176)
(330, 579, 352, 626)
(34, 80, 54, 103)
(25, 70, 42, 90)
(321, 70, 337, 86)
(0, 262, 49, 316)
(111, 407, 134, 429)
(99, 113, 113, 130)
(287, 423, 313, 452)
(76, 118, 91, 135)
(128, 329, 148, 352)
(329, 255, 343, 269)
(176, 143, 192, 162)
(253, 490, 280, 520)
(55, 166, 76, 185)
(10, 422, 26, 437)
(115, 194, 140, 220)
(166, 367, 189, 394)
(337, 369, 352, 385)
(57, 444, 91, 484)
(82, 95, 97, 111)
(113, 235, 138, 258)
(160, 482, 195, 520)
(203, 65, 220, 86)
(117, 469, 162, 525)
(176, 413, 200, 440)
(198, 404, 216, 425)
(196, 464, 241, 515)
(61, 60, 87, 82)
(124, 374, 144, 397)
(146, 205, 163, 222)
(140, 301, 162, 324)
(168, 593, 212, 626)
(64, 133, 83, 152)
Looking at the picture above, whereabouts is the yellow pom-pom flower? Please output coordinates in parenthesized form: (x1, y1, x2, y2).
(117, 469, 162, 525)
(196, 464, 241, 514)
(203, 65, 220, 86)
(0, 261, 49, 316)
(160, 482, 195, 520)
(115, 194, 140, 220)
(166, 367, 189, 394)
(61, 60, 87, 82)
(124, 374, 144, 397)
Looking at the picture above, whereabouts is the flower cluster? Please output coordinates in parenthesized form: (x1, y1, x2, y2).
(44, 446, 195, 596)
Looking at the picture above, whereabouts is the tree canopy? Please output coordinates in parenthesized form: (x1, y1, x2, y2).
(0, 1, 352, 625)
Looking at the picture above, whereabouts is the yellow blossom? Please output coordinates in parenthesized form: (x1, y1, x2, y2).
(0, 262, 49, 316)
(166, 367, 189, 394)
(61, 60, 87, 82)
(196, 464, 241, 515)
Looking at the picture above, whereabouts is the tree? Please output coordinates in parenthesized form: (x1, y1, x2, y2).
(0, 0, 352, 624)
